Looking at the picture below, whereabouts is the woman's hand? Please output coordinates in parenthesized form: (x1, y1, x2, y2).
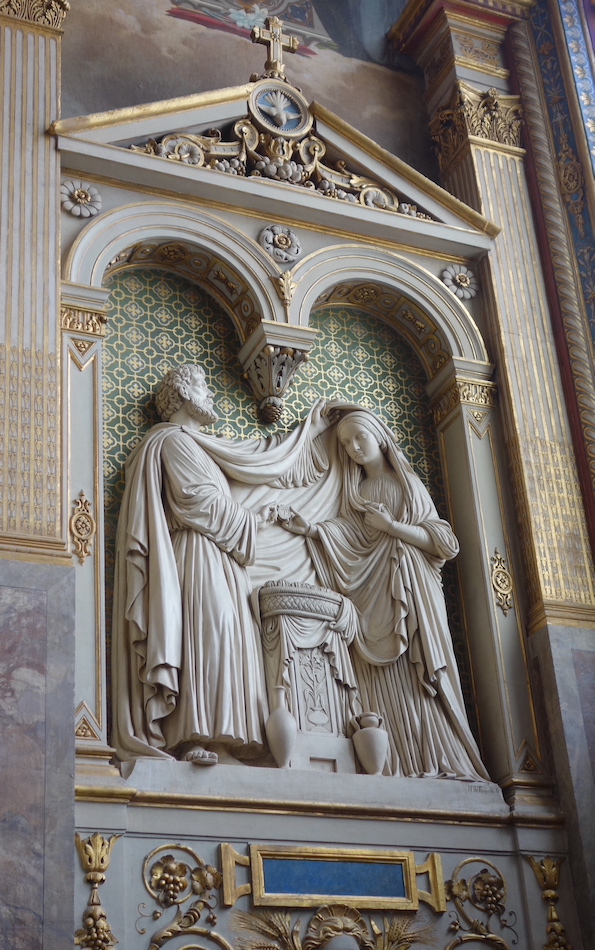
(280, 509, 311, 535)
(277, 508, 319, 538)
(364, 502, 394, 533)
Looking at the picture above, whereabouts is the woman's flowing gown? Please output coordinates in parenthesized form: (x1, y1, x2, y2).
(310, 469, 489, 780)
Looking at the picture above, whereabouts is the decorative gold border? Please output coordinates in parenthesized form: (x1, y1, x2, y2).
(75, 781, 568, 830)
(249, 844, 419, 910)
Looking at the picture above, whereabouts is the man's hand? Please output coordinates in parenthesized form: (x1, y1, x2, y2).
(256, 503, 279, 528)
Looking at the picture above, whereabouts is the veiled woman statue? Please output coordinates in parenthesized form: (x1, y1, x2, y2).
(279, 408, 489, 781)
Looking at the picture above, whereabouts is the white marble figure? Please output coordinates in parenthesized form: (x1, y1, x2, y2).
(111, 364, 331, 766)
(277, 408, 490, 781)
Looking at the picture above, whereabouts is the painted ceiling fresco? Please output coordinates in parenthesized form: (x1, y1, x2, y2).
(167, 0, 410, 68)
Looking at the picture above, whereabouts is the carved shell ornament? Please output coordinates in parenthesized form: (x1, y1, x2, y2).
(61, 179, 102, 217)
(441, 264, 478, 299)
(259, 224, 302, 263)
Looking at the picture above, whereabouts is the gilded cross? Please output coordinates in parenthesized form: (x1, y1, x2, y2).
(251, 17, 299, 78)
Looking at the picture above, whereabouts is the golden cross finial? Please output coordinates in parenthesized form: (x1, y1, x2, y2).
(251, 16, 299, 79)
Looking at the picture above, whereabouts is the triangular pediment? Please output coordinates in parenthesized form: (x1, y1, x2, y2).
(52, 80, 497, 257)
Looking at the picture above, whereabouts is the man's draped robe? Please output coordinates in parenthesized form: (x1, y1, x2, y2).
(112, 414, 327, 760)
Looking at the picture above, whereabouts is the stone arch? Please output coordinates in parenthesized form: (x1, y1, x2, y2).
(290, 245, 489, 373)
(63, 200, 286, 340)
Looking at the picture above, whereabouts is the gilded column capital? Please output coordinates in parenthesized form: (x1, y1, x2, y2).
(431, 376, 497, 426)
(61, 305, 109, 337)
(0, 0, 69, 29)
(430, 82, 523, 173)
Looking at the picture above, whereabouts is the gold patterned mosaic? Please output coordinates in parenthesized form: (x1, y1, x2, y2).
(102, 268, 475, 721)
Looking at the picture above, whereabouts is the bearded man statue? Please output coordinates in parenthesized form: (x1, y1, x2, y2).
(111, 363, 330, 766)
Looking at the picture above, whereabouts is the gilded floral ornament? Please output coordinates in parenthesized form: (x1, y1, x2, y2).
(491, 549, 513, 616)
(75, 832, 121, 950)
(138, 844, 224, 949)
(445, 858, 518, 949)
(259, 224, 302, 263)
(441, 264, 478, 299)
(61, 179, 102, 217)
(151, 854, 190, 907)
(528, 856, 573, 949)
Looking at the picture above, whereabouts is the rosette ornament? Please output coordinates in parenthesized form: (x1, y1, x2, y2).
(259, 224, 302, 263)
(441, 263, 478, 299)
(61, 179, 102, 217)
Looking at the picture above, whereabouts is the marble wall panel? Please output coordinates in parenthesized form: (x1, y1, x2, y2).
(0, 562, 75, 949)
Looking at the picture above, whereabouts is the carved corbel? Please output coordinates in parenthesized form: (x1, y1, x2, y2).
(237, 322, 318, 424)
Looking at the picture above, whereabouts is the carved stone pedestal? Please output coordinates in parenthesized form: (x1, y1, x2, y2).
(259, 582, 361, 772)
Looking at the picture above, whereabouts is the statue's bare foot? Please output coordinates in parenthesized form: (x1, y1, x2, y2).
(183, 745, 218, 766)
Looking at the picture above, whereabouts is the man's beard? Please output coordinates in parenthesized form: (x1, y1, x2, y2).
(186, 395, 219, 426)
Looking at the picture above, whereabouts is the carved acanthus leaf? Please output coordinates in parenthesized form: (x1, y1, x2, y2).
(430, 83, 523, 171)
(0, 0, 69, 27)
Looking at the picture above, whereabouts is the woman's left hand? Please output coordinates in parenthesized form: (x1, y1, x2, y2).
(364, 502, 394, 533)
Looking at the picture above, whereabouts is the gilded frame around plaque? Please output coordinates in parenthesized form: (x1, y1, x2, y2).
(249, 845, 419, 910)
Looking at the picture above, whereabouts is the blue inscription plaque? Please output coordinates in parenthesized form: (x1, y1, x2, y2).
(263, 858, 406, 898)
(250, 845, 420, 909)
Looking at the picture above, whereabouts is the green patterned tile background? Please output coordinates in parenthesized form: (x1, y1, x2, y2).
(102, 267, 477, 728)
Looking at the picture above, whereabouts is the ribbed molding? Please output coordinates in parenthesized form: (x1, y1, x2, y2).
(0, 21, 61, 546)
(448, 145, 595, 607)
(509, 19, 595, 530)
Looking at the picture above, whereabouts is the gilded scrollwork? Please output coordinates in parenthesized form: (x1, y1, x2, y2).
(70, 491, 96, 565)
(528, 856, 573, 950)
(0, 0, 69, 27)
(75, 832, 121, 950)
(445, 858, 518, 948)
(137, 844, 226, 950)
(453, 32, 503, 72)
(430, 83, 523, 172)
(491, 549, 514, 616)
(129, 76, 434, 221)
(232, 904, 437, 950)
